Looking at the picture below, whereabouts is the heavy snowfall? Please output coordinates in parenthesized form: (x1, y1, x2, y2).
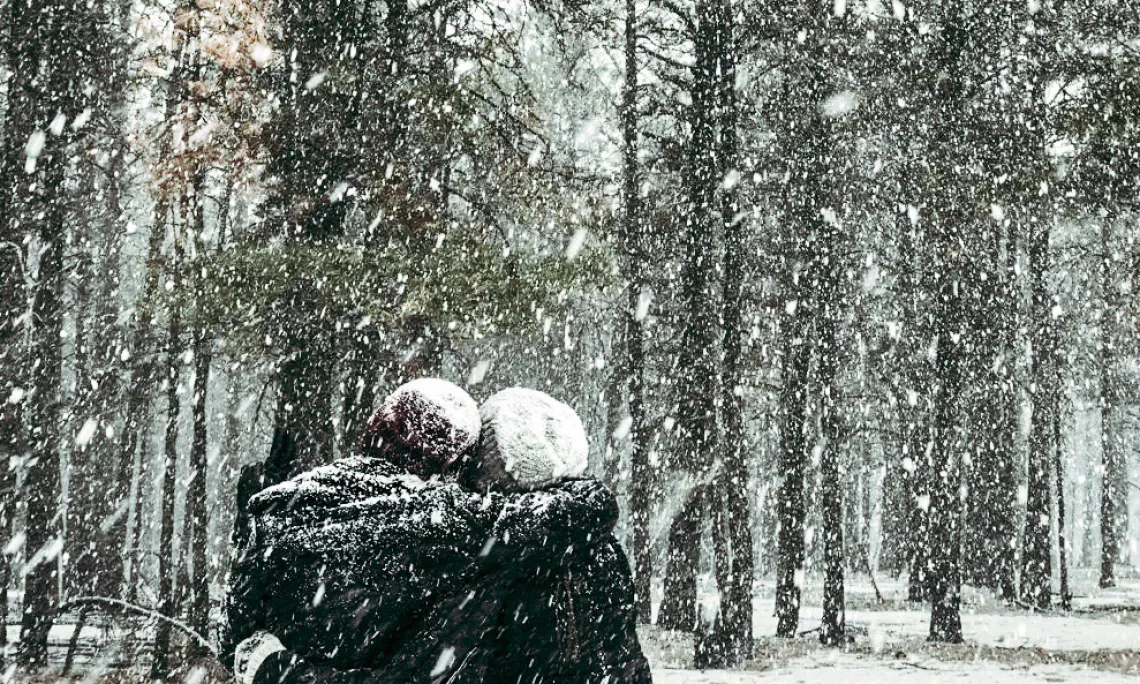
(0, 0, 1138, 681)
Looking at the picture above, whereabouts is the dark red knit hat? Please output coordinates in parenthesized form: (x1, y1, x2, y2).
(359, 378, 480, 476)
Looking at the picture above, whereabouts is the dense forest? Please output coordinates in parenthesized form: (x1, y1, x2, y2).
(1, 0, 1138, 677)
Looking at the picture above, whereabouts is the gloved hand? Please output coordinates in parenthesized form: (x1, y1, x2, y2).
(234, 630, 286, 684)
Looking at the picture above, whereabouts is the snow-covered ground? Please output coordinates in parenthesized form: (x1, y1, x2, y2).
(3, 572, 1138, 682)
(643, 570, 1140, 683)
(738, 573, 1140, 651)
(772, 603, 1140, 652)
(655, 651, 1132, 684)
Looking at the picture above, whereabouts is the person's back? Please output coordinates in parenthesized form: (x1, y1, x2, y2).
(464, 388, 652, 684)
(227, 378, 487, 671)
(487, 535, 651, 684)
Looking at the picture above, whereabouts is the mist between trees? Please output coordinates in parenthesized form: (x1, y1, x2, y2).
(0, 0, 1137, 675)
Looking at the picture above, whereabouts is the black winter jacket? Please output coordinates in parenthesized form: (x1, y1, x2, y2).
(480, 535, 652, 684)
(253, 536, 653, 684)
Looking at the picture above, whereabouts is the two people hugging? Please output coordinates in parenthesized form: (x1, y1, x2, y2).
(226, 378, 652, 684)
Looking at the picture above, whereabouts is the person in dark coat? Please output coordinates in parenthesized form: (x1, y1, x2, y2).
(461, 388, 652, 684)
(232, 383, 651, 684)
(228, 380, 623, 684)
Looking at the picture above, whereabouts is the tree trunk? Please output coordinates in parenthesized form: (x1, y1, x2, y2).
(1022, 217, 1054, 609)
(775, 329, 810, 637)
(924, 3, 969, 644)
(272, 329, 337, 476)
(620, 0, 652, 623)
(152, 223, 185, 679)
(184, 166, 213, 647)
(0, 4, 35, 561)
(963, 219, 1018, 598)
(994, 221, 1020, 601)
(1099, 220, 1120, 589)
(1054, 411, 1071, 610)
(385, 0, 410, 148)
(264, 0, 361, 477)
(66, 213, 129, 600)
(0, 86, 27, 666)
(657, 490, 703, 631)
(815, 192, 845, 646)
(818, 309, 845, 646)
(927, 286, 964, 643)
(186, 327, 213, 644)
(19, 140, 68, 669)
(905, 427, 930, 604)
(1018, 0, 1065, 607)
(0, 491, 10, 666)
(895, 180, 931, 604)
(3, 0, 88, 667)
(711, 0, 751, 663)
(660, 0, 720, 628)
(1083, 478, 1097, 568)
(119, 222, 167, 596)
(811, 120, 845, 649)
(127, 394, 156, 605)
(879, 460, 908, 575)
(602, 318, 627, 485)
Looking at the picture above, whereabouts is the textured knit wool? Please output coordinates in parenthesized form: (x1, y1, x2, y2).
(471, 388, 589, 492)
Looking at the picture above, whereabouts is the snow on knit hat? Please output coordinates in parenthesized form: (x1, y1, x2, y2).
(360, 378, 481, 475)
(471, 388, 589, 491)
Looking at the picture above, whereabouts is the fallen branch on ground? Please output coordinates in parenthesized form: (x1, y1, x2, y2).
(56, 595, 217, 656)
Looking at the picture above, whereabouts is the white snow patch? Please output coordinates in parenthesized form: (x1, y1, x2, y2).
(3, 532, 25, 556)
(305, 71, 328, 90)
(822, 90, 860, 118)
(636, 289, 653, 321)
(722, 169, 742, 191)
(75, 418, 99, 448)
(454, 60, 476, 79)
(24, 131, 45, 173)
(1049, 139, 1076, 157)
(468, 359, 490, 385)
(612, 415, 633, 441)
(430, 646, 456, 676)
(655, 652, 1131, 684)
(565, 228, 588, 259)
(71, 108, 91, 130)
(328, 181, 350, 202)
(49, 113, 66, 136)
(183, 665, 208, 684)
(23, 537, 63, 575)
(250, 43, 274, 67)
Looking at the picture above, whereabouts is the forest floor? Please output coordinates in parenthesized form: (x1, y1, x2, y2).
(646, 569, 1140, 683)
(3, 569, 1138, 682)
